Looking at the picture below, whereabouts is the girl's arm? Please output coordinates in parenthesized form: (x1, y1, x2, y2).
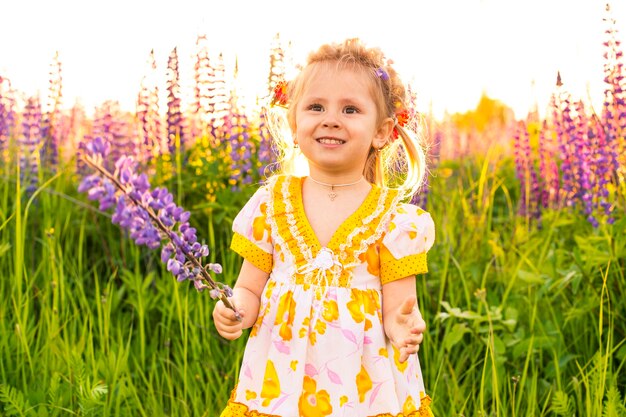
(382, 275, 427, 363)
(212, 259, 269, 340)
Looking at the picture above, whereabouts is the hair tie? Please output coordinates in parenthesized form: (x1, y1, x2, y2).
(270, 81, 289, 107)
(392, 107, 410, 140)
(375, 67, 389, 81)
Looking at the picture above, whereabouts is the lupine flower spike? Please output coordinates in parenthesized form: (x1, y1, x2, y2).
(78, 137, 241, 320)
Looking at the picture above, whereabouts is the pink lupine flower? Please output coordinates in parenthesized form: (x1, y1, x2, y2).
(166, 47, 185, 155)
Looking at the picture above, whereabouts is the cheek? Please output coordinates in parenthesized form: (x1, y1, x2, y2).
(295, 119, 316, 136)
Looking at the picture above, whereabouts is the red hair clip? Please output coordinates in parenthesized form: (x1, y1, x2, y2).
(392, 106, 410, 140)
(270, 81, 289, 107)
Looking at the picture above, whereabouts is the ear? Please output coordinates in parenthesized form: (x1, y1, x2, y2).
(373, 117, 395, 149)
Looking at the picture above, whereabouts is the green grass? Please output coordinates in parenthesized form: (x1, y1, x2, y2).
(0, 147, 624, 416)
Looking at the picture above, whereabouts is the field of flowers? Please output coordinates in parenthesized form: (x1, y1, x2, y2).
(1, 9, 625, 417)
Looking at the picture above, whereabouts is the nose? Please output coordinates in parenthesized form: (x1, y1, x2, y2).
(322, 111, 340, 128)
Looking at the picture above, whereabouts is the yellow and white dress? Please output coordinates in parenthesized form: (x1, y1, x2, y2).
(221, 175, 436, 417)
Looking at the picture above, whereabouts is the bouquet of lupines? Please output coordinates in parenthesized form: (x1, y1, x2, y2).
(78, 136, 240, 319)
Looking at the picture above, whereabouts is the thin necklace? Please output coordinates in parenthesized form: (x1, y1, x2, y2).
(308, 176, 364, 201)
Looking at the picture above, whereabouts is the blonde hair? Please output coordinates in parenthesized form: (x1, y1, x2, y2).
(265, 38, 428, 200)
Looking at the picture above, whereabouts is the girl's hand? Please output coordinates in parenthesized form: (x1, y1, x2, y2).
(213, 300, 245, 340)
(385, 296, 426, 363)
(212, 261, 268, 340)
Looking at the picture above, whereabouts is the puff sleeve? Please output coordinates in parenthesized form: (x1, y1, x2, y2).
(379, 204, 435, 284)
(230, 185, 274, 273)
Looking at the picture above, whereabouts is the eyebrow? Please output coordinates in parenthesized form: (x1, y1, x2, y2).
(303, 96, 366, 105)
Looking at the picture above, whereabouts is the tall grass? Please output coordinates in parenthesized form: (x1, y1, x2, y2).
(1, 144, 624, 416)
(1, 148, 247, 416)
(420, 147, 626, 416)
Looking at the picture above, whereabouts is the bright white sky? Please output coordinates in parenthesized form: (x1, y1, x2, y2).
(1, 0, 624, 119)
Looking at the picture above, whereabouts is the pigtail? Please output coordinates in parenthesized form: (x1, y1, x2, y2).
(263, 105, 295, 176)
(393, 121, 428, 199)
(363, 147, 382, 186)
(376, 69, 429, 201)
(369, 123, 427, 200)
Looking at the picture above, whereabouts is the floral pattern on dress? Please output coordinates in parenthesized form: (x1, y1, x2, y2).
(275, 290, 296, 341)
(298, 376, 333, 417)
(222, 175, 436, 417)
(260, 360, 280, 407)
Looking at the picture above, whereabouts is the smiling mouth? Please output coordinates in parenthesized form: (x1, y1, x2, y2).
(317, 138, 345, 145)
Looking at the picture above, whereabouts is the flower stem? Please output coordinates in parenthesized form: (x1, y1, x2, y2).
(81, 154, 241, 320)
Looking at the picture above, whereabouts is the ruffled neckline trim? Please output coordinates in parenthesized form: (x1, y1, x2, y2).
(267, 175, 402, 286)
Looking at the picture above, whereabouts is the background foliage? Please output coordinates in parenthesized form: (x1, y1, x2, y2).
(1, 7, 625, 417)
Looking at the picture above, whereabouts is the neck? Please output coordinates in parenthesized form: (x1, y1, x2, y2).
(307, 175, 366, 202)
(308, 175, 364, 188)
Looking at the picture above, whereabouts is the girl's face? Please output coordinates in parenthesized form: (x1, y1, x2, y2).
(294, 65, 392, 178)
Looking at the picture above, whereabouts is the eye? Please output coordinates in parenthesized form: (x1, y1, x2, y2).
(307, 103, 323, 112)
(344, 106, 359, 114)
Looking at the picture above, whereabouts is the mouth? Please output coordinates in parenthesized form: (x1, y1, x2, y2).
(316, 137, 346, 145)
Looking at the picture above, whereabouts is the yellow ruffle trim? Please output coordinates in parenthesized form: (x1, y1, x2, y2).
(271, 175, 402, 287)
(219, 395, 434, 417)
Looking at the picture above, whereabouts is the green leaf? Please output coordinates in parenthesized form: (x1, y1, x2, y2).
(551, 390, 574, 416)
(602, 385, 626, 417)
(90, 383, 108, 400)
(574, 235, 613, 265)
(516, 269, 545, 284)
(443, 323, 470, 351)
(0, 384, 33, 417)
(438, 301, 484, 321)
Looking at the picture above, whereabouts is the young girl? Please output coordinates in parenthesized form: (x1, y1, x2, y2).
(213, 38, 436, 417)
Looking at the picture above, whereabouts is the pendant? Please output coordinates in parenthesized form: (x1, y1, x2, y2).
(329, 191, 337, 201)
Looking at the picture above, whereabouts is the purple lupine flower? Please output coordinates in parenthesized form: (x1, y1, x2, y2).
(19, 96, 43, 194)
(537, 121, 550, 210)
(514, 117, 542, 220)
(540, 93, 561, 210)
(588, 118, 614, 224)
(513, 121, 529, 216)
(190, 34, 214, 141)
(536, 120, 546, 210)
(602, 4, 626, 137)
(40, 51, 63, 172)
(592, 119, 617, 223)
(136, 49, 164, 162)
(550, 66, 616, 228)
(0, 75, 16, 157)
(89, 101, 136, 172)
(224, 109, 256, 191)
(208, 53, 230, 132)
(556, 91, 578, 209)
(571, 100, 597, 226)
(528, 123, 541, 221)
(78, 138, 240, 319)
(599, 4, 625, 224)
(166, 47, 185, 155)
